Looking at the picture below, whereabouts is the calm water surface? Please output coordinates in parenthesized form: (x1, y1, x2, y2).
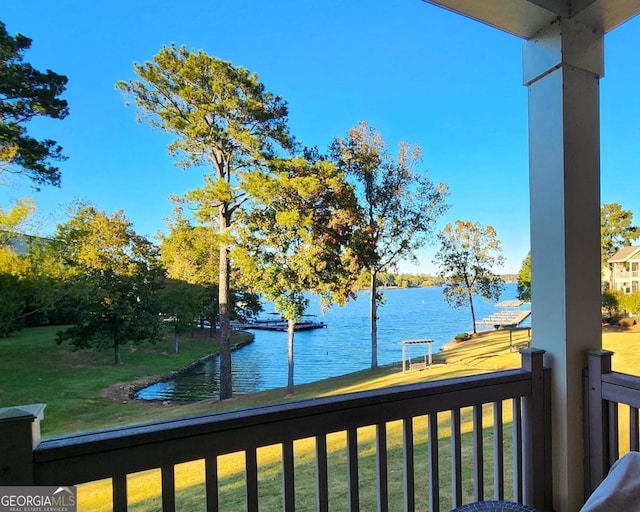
(137, 284, 529, 400)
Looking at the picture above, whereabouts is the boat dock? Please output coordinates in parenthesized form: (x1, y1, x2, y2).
(476, 300, 532, 329)
(476, 310, 531, 328)
(231, 319, 327, 332)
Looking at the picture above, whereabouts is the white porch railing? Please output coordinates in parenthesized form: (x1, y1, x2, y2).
(1, 349, 551, 512)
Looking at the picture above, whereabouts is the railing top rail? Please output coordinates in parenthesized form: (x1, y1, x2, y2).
(602, 371, 640, 390)
(601, 371, 640, 409)
(36, 368, 532, 468)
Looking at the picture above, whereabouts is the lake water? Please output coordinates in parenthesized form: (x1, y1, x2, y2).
(137, 284, 529, 401)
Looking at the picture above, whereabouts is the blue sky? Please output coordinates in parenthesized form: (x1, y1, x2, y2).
(2, 1, 640, 274)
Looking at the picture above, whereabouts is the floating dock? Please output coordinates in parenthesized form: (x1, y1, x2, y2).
(476, 310, 531, 328)
(231, 319, 327, 332)
(476, 299, 532, 329)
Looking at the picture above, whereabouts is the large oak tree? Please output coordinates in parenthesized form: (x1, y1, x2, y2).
(118, 46, 292, 398)
(55, 204, 164, 365)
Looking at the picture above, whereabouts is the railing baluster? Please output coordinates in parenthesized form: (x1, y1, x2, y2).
(513, 398, 523, 503)
(161, 465, 175, 512)
(376, 423, 388, 512)
(428, 412, 440, 512)
(608, 402, 619, 466)
(473, 404, 484, 501)
(205, 456, 219, 512)
(347, 427, 359, 512)
(403, 418, 415, 512)
(316, 434, 329, 512)
(282, 440, 295, 512)
(112, 474, 127, 512)
(246, 448, 259, 512)
(630, 406, 639, 452)
(493, 401, 504, 500)
(451, 409, 462, 508)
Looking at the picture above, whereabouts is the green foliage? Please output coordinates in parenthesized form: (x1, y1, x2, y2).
(55, 204, 165, 364)
(118, 44, 293, 399)
(0, 197, 35, 240)
(603, 290, 640, 318)
(434, 220, 505, 334)
(235, 156, 361, 394)
(619, 292, 640, 316)
(0, 272, 26, 336)
(117, 44, 292, 171)
(516, 253, 531, 302)
(330, 122, 449, 367)
(158, 279, 202, 353)
(0, 199, 62, 335)
(602, 290, 621, 317)
(601, 203, 640, 266)
(0, 21, 68, 188)
(232, 289, 262, 322)
(159, 209, 219, 284)
(331, 122, 449, 274)
(454, 332, 471, 341)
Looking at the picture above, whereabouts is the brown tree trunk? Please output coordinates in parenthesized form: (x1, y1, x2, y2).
(286, 318, 295, 396)
(468, 288, 477, 334)
(370, 270, 378, 369)
(114, 337, 122, 365)
(218, 204, 232, 400)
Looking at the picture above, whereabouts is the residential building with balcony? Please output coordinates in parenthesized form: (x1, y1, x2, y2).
(608, 246, 640, 294)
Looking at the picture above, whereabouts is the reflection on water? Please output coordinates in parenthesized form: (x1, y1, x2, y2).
(136, 357, 264, 400)
(137, 284, 529, 401)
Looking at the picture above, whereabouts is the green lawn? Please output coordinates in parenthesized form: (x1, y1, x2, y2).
(0, 325, 252, 436)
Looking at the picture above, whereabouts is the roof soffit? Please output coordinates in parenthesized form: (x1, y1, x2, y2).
(423, 0, 640, 38)
(572, 0, 640, 33)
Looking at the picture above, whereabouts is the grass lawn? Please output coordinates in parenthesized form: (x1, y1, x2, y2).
(3, 324, 639, 511)
(0, 325, 252, 436)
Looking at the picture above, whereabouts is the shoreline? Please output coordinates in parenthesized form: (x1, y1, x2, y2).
(104, 331, 255, 402)
(128, 326, 532, 403)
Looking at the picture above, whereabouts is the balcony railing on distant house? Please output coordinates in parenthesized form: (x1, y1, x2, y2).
(1, 350, 551, 512)
(612, 270, 639, 279)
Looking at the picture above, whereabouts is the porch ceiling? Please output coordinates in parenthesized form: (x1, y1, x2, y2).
(422, 0, 640, 38)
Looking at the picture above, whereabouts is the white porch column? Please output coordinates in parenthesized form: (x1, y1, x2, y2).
(524, 18, 603, 512)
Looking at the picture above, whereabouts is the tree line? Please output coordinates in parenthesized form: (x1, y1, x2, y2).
(1, 22, 511, 398)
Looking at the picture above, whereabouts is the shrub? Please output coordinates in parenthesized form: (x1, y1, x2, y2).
(602, 290, 621, 316)
(618, 317, 637, 328)
(454, 332, 471, 341)
(620, 292, 640, 316)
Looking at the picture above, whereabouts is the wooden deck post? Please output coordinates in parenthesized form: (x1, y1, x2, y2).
(521, 348, 548, 511)
(0, 404, 45, 485)
(585, 349, 613, 497)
